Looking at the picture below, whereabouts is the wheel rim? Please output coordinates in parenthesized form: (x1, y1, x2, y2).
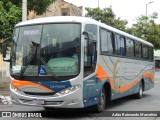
(139, 85, 143, 97)
(99, 92, 105, 109)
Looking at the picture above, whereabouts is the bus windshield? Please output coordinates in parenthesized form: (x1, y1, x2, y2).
(11, 23, 81, 80)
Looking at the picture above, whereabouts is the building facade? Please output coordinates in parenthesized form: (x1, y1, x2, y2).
(28, 0, 82, 19)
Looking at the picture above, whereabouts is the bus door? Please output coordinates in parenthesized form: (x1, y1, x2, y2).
(83, 24, 101, 107)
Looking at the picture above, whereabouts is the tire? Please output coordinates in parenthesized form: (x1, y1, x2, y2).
(44, 107, 56, 111)
(92, 89, 106, 112)
(135, 82, 143, 99)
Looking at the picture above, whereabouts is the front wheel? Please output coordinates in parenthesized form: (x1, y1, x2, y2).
(44, 107, 56, 111)
(93, 89, 106, 112)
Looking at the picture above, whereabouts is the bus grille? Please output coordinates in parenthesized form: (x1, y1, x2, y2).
(23, 92, 55, 96)
(19, 99, 63, 105)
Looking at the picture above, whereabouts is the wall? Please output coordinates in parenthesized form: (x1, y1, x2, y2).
(0, 53, 10, 76)
(28, 0, 82, 20)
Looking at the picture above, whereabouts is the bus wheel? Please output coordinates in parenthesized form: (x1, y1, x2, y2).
(93, 89, 106, 112)
(135, 82, 143, 99)
(44, 107, 56, 111)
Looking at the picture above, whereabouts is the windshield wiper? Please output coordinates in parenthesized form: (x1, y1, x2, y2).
(19, 41, 38, 79)
(39, 57, 61, 81)
(19, 55, 61, 81)
(19, 54, 34, 79)
(19, 42, 61, 81)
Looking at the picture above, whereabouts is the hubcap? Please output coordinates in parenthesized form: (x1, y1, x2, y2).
(99, 93, 105, 108)
(139, 85, 143, 97)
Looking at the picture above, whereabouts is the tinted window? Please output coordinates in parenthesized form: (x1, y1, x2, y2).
(135, 41, 142, 59)
(142, 45, 149, 60)
(149, 47, 153, 61)
(84, 24, 97, 76)
(100, 29, 108, 53)
(115, 34, 126, 56)
(100, 28, 114, 55)
(126, 38, 134, 58)
(107, 32, 114, 55)
(85, 24, 97, 40)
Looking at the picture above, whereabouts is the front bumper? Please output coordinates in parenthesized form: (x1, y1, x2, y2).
(10, 85, 84, 108)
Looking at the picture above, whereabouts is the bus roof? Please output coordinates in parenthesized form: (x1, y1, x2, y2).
(16, 16, 153, 47)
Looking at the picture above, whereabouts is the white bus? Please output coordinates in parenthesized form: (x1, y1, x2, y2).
(2, 16, 154, 112)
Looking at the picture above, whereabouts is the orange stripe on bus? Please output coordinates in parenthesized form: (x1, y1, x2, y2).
(119, 78, 140, 92)
(143, 73, 154, 82)
(119, 72, 154, 92)
(96, 64, 140, 92)
(12, 80, 54, 92)
(96, 64, 154, 93)
(96, 64, 115, 90)
(96, 64, 108, 81)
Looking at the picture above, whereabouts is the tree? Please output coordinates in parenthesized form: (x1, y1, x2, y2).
(0, 1, 21, 40)
(126, 12, 160, 49)
(0, 0, 56, 52)
(86, 6, 160, 49)
(0, 0, 56, 40)
(85, 7, 128, 31)
(10, 0, 55, 15)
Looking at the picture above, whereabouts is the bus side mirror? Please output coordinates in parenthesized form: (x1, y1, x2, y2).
(2, 43, 7, 58)
(2, 37, 12, 62)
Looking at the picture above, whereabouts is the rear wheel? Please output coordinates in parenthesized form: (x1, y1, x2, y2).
(93, 89, 106, 112)
(135, 82, 143, 99)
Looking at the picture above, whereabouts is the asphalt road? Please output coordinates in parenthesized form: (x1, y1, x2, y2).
(0, 72, 160, 120)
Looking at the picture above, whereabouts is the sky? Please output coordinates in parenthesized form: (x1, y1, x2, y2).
(65, 0, 160, 27)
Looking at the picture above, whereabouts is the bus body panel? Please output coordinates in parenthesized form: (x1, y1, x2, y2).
(10, 75, 85, 108)
(83, 54, 154, 107)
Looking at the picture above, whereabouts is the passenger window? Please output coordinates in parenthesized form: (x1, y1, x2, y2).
(149, 47, 153, 61)
(142, 45, 149, 60)
(107, 31, 114, 55)
(126, 38, 134, 58)
(100, 28, 114, 55)
(100, 29, 108, 53)
(115, 34, 126, 56)
(135, 42, 142, 59)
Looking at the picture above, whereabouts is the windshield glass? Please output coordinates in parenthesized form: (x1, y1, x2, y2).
(11, 23, 81, 80)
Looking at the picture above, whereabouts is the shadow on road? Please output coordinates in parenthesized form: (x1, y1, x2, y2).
(34, 108, 95, 118)
(33, 93, 152, 118)
(106, 93, 151, 110)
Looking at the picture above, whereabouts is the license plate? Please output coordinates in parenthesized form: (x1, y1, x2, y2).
(33, 99, 44, 105)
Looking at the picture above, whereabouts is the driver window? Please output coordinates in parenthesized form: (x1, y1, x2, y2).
(84, 24, 97, 77)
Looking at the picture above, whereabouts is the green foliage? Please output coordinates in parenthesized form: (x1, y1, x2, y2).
(127, 12, 160, 49)
(0, 0, 56, 52)
(0, 1, 21, 40)
(0, 0, 56, 40)
(10, 0, 55, 15)
(85, 7, 160, 49)
(0, 1, 21, 52)
(85, 7, 128, 31)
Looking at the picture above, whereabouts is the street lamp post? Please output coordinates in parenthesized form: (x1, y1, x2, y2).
(146, 1, 154, 16)
(22, 0, 27, 21)
(98, 0, 99, 8)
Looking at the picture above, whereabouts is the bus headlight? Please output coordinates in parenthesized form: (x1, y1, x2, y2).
(55, 85, 81, 96)
(10, 85, 23, 93)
